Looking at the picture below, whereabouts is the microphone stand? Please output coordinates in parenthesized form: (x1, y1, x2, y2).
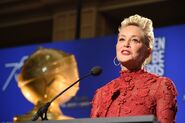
(32, 73, 91, 121)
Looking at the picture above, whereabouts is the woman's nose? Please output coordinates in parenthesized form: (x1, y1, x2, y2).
(123, 40, 130, 48)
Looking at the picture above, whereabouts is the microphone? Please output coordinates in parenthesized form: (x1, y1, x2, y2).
(32, 66, 102, 121)
(90, 66, 102, 76)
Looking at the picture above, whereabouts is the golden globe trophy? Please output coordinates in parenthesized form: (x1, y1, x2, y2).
(13, 48, 79, 122)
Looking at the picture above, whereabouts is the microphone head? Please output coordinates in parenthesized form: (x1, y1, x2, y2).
(90, 66, 102, 76)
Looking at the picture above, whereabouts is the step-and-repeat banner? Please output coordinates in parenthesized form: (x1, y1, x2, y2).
(0, 24, 185, 122)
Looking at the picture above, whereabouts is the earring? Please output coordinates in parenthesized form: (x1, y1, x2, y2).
(113, 56, 120, 66)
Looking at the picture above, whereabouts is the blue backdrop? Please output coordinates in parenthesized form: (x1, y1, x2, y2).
(0, 24, 185, 122)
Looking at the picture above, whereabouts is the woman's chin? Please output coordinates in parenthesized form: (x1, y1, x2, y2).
(120, 59, 132, 64)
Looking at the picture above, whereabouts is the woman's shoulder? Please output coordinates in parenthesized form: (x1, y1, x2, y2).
(143, 71, 173, 84)
(144, 71, 178, 96)
(149, 72, 176, 89)
(156, 76, 178, 96)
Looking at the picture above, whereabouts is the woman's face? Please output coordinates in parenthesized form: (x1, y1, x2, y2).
(116, 25, 150, 70)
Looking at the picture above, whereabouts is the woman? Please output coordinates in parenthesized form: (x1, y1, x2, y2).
(90, 14, 177, 123)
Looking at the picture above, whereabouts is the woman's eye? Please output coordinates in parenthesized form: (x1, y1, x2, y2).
(132, 38, 140, 43)
(119, 38, 125, 41)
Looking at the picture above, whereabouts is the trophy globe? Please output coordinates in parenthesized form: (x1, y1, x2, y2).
(14, 48, 79, 122)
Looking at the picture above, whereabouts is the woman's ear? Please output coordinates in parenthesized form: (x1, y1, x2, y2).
(146, 48, 152, 58)
(143, 48, 152, 65)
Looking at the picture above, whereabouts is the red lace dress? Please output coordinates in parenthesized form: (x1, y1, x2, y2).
(90, 69, 178, 123)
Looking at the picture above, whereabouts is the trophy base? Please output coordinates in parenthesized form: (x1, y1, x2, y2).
(13, 110, 73, 122)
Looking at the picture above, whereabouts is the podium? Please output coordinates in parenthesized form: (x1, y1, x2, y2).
(25, 115, 159, 123)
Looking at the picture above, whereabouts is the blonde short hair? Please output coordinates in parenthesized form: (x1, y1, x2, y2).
(119, 14, 154, 64)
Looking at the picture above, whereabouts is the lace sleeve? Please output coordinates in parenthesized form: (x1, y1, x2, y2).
(155, 77, 178, 123)
(90, 89, 102, 118)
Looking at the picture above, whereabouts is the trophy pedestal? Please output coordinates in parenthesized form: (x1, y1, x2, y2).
(14, 102, 73, 122)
